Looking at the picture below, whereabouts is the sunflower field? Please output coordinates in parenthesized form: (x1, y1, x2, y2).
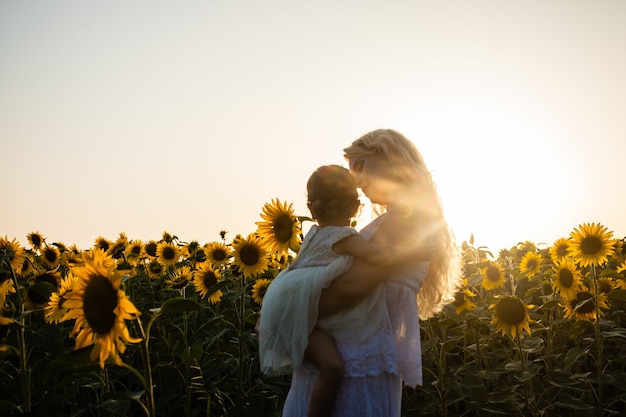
(1, 199, 626, 417)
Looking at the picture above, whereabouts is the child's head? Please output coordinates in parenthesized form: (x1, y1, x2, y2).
(306, 165, 359, 223)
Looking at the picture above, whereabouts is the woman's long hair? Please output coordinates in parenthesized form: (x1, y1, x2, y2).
(344, 128, 462, 319)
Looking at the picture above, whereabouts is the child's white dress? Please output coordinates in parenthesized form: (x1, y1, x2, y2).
(258, 225, 386, 375)
(281, 214, 429, 417)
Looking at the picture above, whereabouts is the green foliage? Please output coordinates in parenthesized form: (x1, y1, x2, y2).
(1, 232, 626, 416)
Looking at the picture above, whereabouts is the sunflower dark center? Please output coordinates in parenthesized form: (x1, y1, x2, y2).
(526, 260, 537, 270)
(31, 234, 42, 247)
(36, 273, 58, 287)
(598, 280, 612, 294)
(149, 262, 163, 274)
(240, 245, 260, 266)
(162, 246, 176, 260)
(273, 215, 294, 243)
(212, 249, 227, 262)
(130, 245, 141, 255)
(145, 243, 157, 257)
(170, 277, 188, 289)
(44, 249, 58, 263)
(572, 291, 595, 314)
(558, 269, 574, 288)
(486, 265, 501, 282)
(21, 258, 30, 272)
(83, 274, 118, 335)
(110, 243, 125, 259)
(496, 297, 526, 325)
(581, 237, 602, 255)
(97, 241, 110, 252)
(202, 271, 217, 288)
(556, 245, 568, 257)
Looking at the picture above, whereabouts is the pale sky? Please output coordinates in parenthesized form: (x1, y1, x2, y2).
(2, 0, 625, 252)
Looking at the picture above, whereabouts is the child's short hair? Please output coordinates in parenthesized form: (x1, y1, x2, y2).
(307, 165, 359, 223)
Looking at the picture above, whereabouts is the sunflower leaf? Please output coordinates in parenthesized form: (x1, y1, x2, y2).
(50, 346, 97, 369)
(608, 289, 626, 302)
(563, 347, 587, 371)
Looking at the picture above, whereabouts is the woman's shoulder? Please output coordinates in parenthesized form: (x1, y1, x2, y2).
(377, 199, 430, 244)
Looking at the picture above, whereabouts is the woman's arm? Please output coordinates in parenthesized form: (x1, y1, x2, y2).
(318, 257, 388, 318)
(318, 203, 433, 318)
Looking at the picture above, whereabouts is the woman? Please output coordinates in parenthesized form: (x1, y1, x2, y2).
(281, 129, 461, 416)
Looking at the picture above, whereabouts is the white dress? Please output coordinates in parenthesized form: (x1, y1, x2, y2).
(281, 215, 429, 417)
(258, 225, 386, 375)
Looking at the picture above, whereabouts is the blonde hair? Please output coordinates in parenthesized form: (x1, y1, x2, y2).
(344, 129, 462, 319)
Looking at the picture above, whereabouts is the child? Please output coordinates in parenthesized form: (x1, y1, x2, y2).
(258, 164, 432, 417)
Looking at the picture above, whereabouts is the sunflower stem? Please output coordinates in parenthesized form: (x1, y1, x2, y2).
(238, 274, 245, 408)
(7, 263, 31, 413)
(134, 318, 155, 417)
(591, 264, 603, 416)
(427, 319, 448, 417)
(514, 331, 534, 415)
(118, 361, 151, 417)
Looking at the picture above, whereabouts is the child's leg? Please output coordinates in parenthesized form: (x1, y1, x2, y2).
(304, 329, 344, 417)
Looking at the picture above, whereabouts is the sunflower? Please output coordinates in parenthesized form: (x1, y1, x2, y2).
(144, 240, 158, 258)
(596, 277, 618, 295)
(124, 240, 144, 266)
(452, 280, 477, 314)
(617, 260, 626, 288)
(551, 258, 583, 300)
(204, 241, 232, 267)
(40, 245, 61, 269)
(232, 234, 270, 279)
(165, 266, 193, 289)
(519, 251, 543, 278)
(27, 231, 45, 250)
(107, 233, 128, 259)
(146, 260, 164, 279)
(161, 231, 175, 243)
(18, 255, 35, 277)
(0, 236, 27, 273)
(255, 199, 302, 253)
(569, 223, 615, 267)
(549, 237, 571, 262)
(481, 261, 506, 290)
(491, 295, 531, 338)
(251, 278, 272, 305)
(45, 272, 77, 324)
(24, 270, 61, 310)
(562, 288, 608, 321)
(193, 263, 223, 304)
(269, 251, 291, 270)
(94, 236, 112, 253)
(156, 241, 181, 267)
(62, 246, 83, 267)
(63, 248, 141, 368)
(184, 241, 206, 263)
